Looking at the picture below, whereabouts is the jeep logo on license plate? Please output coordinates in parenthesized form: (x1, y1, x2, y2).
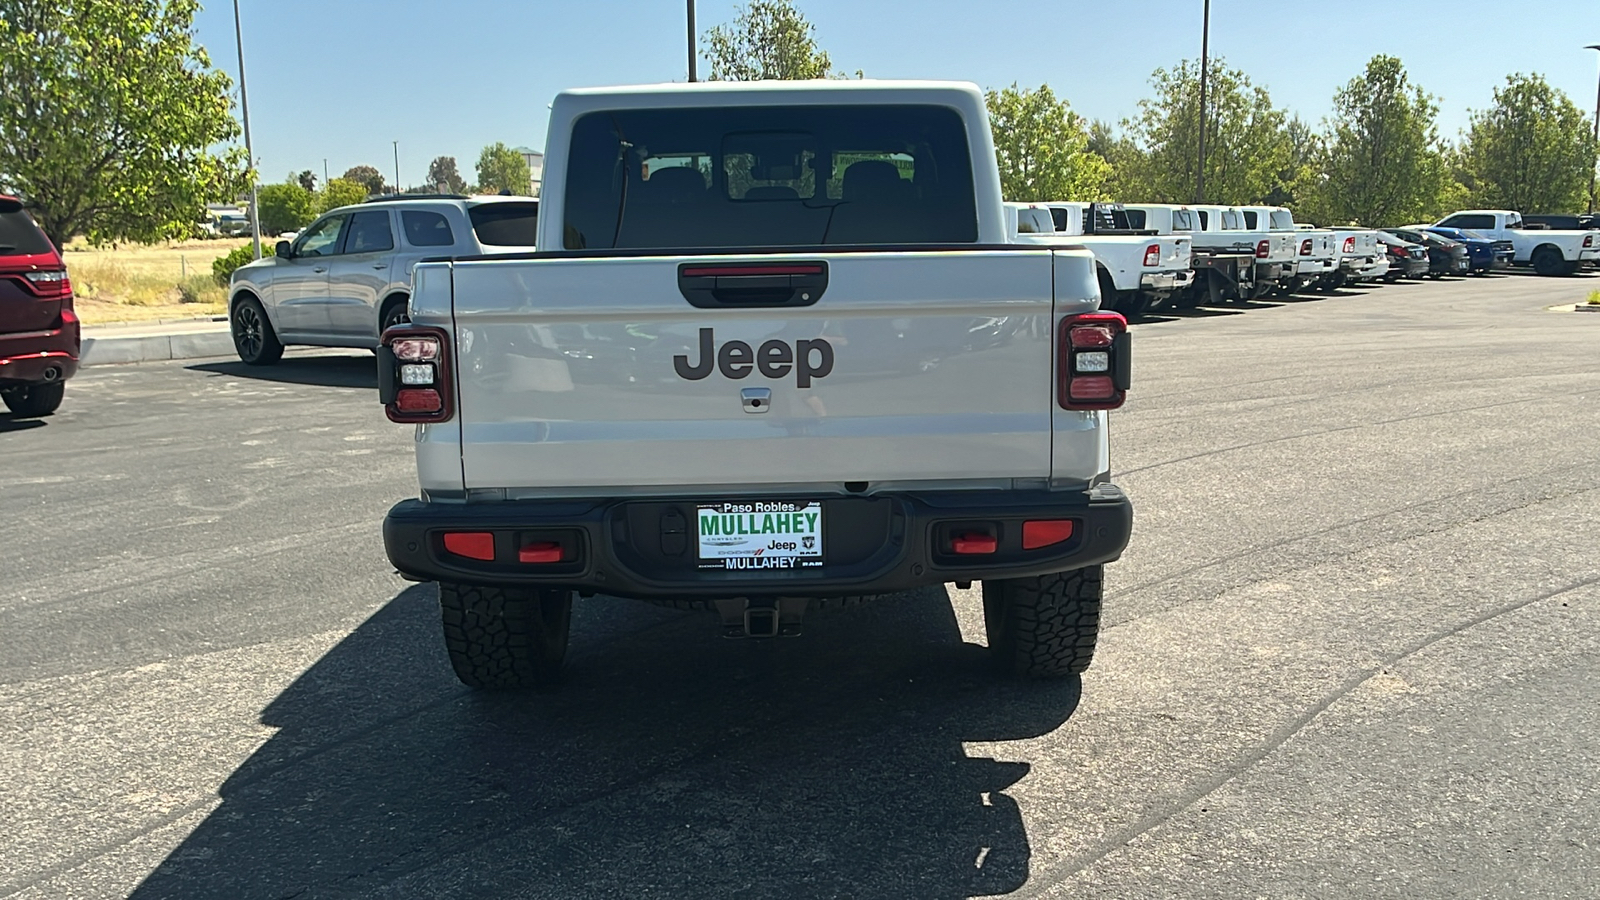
(697, 500, 824, 570)
(674, 328, 833, 387)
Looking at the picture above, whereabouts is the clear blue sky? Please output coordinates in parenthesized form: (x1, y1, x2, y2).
(193, 0, 1600, 189)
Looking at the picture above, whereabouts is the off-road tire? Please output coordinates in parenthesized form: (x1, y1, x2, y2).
(439, 583, 573, 690)
(1, 382, 65, 417)
(982, 566, 1102, 678)
(231, 296, 283, 365)
(1532, 247, 1564, 277)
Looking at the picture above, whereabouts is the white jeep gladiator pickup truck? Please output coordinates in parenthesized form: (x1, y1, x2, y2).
(1005, 202, 1191, 316)
(1434, 209, 1600, 276)
(378, 81, 1134, 690)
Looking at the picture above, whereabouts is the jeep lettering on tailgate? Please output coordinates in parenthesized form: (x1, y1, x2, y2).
(674, 328, 834, 387)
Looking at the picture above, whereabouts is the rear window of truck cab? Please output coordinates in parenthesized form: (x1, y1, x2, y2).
(469, 202, 539, 246)
(561, 105, 978, 249)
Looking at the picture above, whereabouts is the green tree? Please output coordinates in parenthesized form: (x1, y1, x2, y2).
(1120, 58, 1293, 205)
(318, 178, 368, 213)
(341, 165, 385, 195)
(212, 240, 272, 287)
(475, 143, 531, 195)
(257, 181, 315, 235)
(427, 155, 467, 193)
(294, 170, 317, 192)
(1307, 55, 1452, 226)
(1269, 116, 1323, 211)
(1086, 119, 1149, 201)
(985, 84, 1112, 202)
(704, 0, 842, 81)
(1459, 73, 1597, 214)
(0, 0, 247, 249)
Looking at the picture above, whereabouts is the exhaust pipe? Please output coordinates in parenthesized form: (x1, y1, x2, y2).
(40, 366, 61, 383)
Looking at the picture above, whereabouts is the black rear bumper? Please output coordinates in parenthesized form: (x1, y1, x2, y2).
(383, 484, 1133, 599)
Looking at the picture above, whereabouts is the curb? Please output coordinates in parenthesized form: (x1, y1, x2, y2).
(80, 327, 233, 366)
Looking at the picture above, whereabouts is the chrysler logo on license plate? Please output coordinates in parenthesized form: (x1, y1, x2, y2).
(696, 501, 823, 570)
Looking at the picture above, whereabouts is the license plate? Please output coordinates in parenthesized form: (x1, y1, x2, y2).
(696, 501, 823, 570)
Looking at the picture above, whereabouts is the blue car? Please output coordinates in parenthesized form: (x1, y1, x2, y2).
(1423, 226, 1513, 274)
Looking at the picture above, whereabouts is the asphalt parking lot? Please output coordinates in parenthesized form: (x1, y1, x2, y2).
(2, 274, 1598, 899)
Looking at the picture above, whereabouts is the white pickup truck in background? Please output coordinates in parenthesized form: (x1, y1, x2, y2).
(1241, 205, 1333, 295)
(1124, 203, 1293, 304)
(1007, 201, 1192, 316)
(1434, 209, 1600, 276)
(1299, 225, 1382, 289)
(378, 80, 1134, 691)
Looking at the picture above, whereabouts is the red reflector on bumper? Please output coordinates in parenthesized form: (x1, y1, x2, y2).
(443, 532, 494, 561)
(951, 534, 997, 555)
(1022, 519, 1075, 550)
(519, 541, 564, 564)
(395, 388, 442, 413)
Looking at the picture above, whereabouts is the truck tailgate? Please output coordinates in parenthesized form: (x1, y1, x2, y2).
(451, 250, 1058, 491)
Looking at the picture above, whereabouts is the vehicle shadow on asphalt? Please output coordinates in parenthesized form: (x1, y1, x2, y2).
(1134, 302, 1270, 324)
(129, 584, 1081, 899)
(0, 413, 49, 434)
(187, 354, 377, 390)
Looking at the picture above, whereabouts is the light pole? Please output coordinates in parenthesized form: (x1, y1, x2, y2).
(323, 158, 328, 189)
(232, 0, 261, 259)
(1586, 45, 1600, 214)
(1196, 0, 1211, 205)
(687, 0, 697, 82)
(392, 141, 401, 195)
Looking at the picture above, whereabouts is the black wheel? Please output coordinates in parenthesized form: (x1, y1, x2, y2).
(1, 382, 64, 417)
(1095, 271, 1120, 313)
(1117, 291, 1152, 318)
(231, 296, 283, 365)
(982, 566, 1102, 678)
(1532, 247, 1564, 277)
(439, 583, 572, 690)
(380, 297, 410, 333)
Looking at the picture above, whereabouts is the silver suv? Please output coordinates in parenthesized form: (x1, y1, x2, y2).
(227, 194, 538, 364)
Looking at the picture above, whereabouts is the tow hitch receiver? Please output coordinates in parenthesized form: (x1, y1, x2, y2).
(714, 597, 808, 638)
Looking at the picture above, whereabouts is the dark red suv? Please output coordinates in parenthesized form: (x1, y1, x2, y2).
(0, 196, 77, 417)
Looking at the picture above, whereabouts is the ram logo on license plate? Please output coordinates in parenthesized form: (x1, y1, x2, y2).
(697, 501, 823, 570)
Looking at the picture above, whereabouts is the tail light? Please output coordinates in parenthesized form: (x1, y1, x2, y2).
(379, 326, 453, 423)
(1255, 240, 1270, 258)
(1585, 234, 1594, 248)
(1142, 244, 1161, 266)
(22, 268, 71, 299)
(1300, 238, 1312, 256)
(1059, 312, 1129, 411)
(1343, 237, 1356, 253)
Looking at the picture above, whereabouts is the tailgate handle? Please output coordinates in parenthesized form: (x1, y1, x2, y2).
(677, 262, 828, 309)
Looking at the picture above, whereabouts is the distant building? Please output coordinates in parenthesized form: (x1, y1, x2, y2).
(514, 147, 544, 193)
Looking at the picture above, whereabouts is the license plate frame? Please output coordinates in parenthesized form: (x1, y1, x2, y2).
(696, 501, 824, 571)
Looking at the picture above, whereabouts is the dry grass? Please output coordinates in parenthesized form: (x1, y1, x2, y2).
(62, 238, 249, 324)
